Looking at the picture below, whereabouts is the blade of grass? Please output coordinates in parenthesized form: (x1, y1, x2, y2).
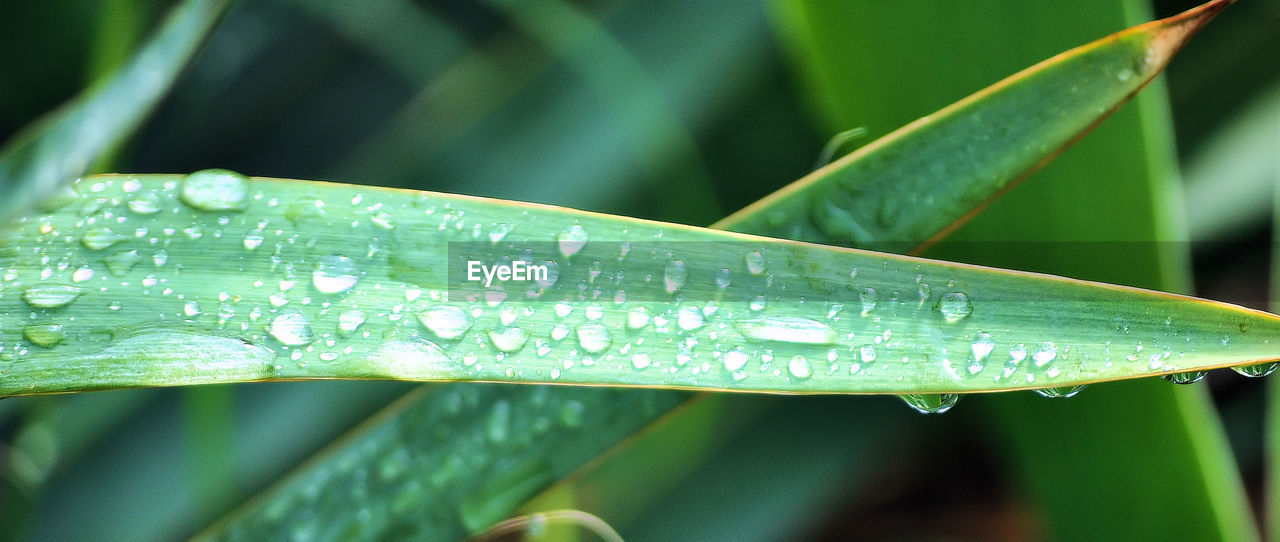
(0, 0, 231, 222)
(2, 173, 1278, 396)
(193, 3, 1241, 538)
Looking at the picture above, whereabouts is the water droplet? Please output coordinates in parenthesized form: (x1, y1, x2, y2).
(488, 327, 530, 352)
(488, 223, 511, 244)
(677, 306, 705, 331)
(81, 227, 127, 250)
(744, 251, 767, 275)
(23, 324, 65, 347)
(243, 232, 265, 250)
(557, 224, 588, 258)
(417, 306, 473, 339)
(127, 192, 162, 215)
(971, 332, 995, 362)
(1164, 371, 1206, 385)
(787, 355, 812, 379)
(723, 348, 749, 371)
(269, 310, 315, 346)
(22, 285, 83, 309)
(1233, 362, 1279, 378)
(632, 353, 651, 369)
(576, 323, 612, 353)
(859, 287, 878, 315)
(735, 316, 837, 345)
(104, 250, 142, 276)
(71, 266, 95, 283)
(1035, 385, 1087, 398)
(180, 169, 250, 211)
(184, 301, 201, 317)
(1032, 342, 1057, 367)
(859, 344, 878, 363)
(312, 255, 359, 294)
(338, 310, 367, 337)
(749, 296, 766, 311)
(714, 268, 732, 289)
(899, 394, 961, 414)
(627, 307, 652, 330)
(664, 260, 688, 293)
(936, 292, 973, 322)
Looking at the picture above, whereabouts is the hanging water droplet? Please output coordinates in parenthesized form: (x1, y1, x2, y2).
(723, 348, 749, 371)
(576, 323, 612, 353)
(22, 285, 83, 309)
(664, 259, 688, 294)
(338, 309, 367, 337)
(1232, 362, 1279, 378)
(81, 227, 127, 250)
(268, 310, 315, 346)
(23, 324, 65, 348)
(898, 394, 961, 414)
(1164, 371, 1206, 385)
(557, 224, 588, 258)
(1035, 385, 1087, 398)
(735, 316, 837, 345)
(859, 287, 878, 315)
(312, 255, 359, 294)
(627, 307, 651, 330)
(180, 169, 250, 211)
(417, 306, 473, 339)
(488, 327, 530, 352)
(936, 292, 973, 322)
(787, 355, 812, 379)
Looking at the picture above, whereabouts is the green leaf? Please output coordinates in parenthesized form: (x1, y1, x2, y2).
(182, 2, 1242, 538)
(2, 171, 1278, 397)
(0, 0, 230, 222)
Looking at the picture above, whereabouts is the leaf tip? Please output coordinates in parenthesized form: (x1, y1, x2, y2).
(1147, 0, 1233, 66)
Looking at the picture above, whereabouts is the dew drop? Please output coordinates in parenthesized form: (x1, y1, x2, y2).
(557, 224, 588, 258)
(81, 227, 127, 250)
(735, 316, 837, 345)
(338, 310, 367, 337)
(744, 251, 767, 275)
(127, 192, 162, 215)
(971, 332, 995, 363)
(936, 292, 973, 322)
(22, 285, 83, 309)
(787, 355, 813, 379)
(1035, 385, 1087, 398)
(268, 310, 315, 346)
(714, 268, 732, 289)
(749, 296, 766, 311)
(898, 394, 961, 414)
(677, 305, 705, 331)
(180, 169, 250, 211)
(576, 323, 612, 353)
(104, 250, 142, 276)
(312, 255, 359, 294)
(859, 287, 878, 315)
(627, 307, 652, 330)
(859, 344, 878, 363)
(1232, 362, 1279, 378)
(23, 324, 65, 348)
(71, 266, 95, 283)
(723, 348, 749, 371)
(488, 327, 530, 352)
(184, 301, 202, 317)
(663, 260, 688, 293)
(1031, 342, 1057, 367)
(417, 306, 473, 340)
(1164, 371, 1206, 385)
(632, 353, 651, 369)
